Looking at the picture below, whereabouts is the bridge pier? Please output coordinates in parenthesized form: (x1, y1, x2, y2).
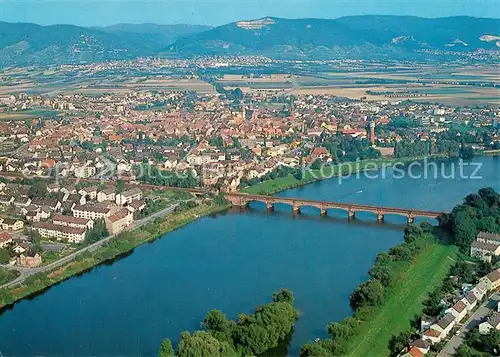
(266, 202, 274, 212)
(223, 193, 443, 223)
(320, 208, 327, 216)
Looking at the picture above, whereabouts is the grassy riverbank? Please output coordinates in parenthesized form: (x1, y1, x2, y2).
(345, 240, 458, 356)
(0, 202, 230, 308)
(239, 155, 454, 195)
(241, 158, 395, 195)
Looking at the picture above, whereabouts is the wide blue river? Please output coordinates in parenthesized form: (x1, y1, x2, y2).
(0, 156, 499, 356)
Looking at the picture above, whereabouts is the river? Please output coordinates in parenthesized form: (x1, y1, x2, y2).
(0, 156, 499, 356)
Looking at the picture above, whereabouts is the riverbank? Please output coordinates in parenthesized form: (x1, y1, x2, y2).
(0, 201, 230, 309)
(301, 229, 459, 357)
(240, 155, 449, 195)
(345, 239, 458, 356)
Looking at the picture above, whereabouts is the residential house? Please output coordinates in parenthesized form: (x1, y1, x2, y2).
(31, 198, 61, 212)
(25, 206, 41, 222)
(471, 232, 500, 262)
(479, 313, 500, 335)
(401, 347, 424, 357)
(471, 241, 500, 262)
(17, 250, 42, 267)
(310, 146, 330, 160)
(105, 208, 133, 235)
(0, 232, 12, 248)
(13, 196, 32, 208)
(411, 339, 431, 354)
(60, 185, 77, 195)
(431, 313, 455, 338)
(471, 281, 488, 301)
(126, 199, 146, 214)
(0, 195, 14, 206)
(422, 328, 443, 344)
(97, 188, 115, 203)
(1, 218, 24, 231)
(74, 165, 97, 178)
(116, 189, 143, 206)
(480, 268, 500, 291)
(79, 186, 99, 201)
(65, 194, 86, 206)
(13, 242, 29, 254)
(46, 183, 60, 193)
(446, 300, 468, 322)
(463, 292, 478, 312)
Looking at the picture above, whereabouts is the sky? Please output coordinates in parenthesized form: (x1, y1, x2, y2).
(1, 0, 499, 26)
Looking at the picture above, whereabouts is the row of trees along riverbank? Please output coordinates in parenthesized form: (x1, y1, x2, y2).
(158, 289, 297, 357)
(299, 187, 500, 356)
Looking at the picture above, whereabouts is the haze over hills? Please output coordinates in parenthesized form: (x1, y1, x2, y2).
(0, 22, 210, 66)
(167, 16, 500, 59)
(97, 23, 212, 45)
(1, 15, 499, 66)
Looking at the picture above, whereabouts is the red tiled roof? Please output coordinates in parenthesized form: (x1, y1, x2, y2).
(408, 347, 424, 357)
(423, 329, 441, 338)
(52, 215, 91, 225)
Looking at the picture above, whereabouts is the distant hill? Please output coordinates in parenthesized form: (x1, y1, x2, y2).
(1, 16, 499, 66)
(0, 21, 210, 66)
(165, 16, 500, 59)
(97, 23, 212, 45)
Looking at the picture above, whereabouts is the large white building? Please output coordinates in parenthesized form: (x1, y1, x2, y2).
(72, 204, 112, 220)
(34, 222, 86, 243)
(52, 214, 93, 230)
(116, 189, 143, 206)
(470, 232, 500, 262)
(74, 165, 97, 179)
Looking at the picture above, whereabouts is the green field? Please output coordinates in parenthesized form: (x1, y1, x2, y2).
(0, 108, 61, 120)
(345, 241, 458, 357)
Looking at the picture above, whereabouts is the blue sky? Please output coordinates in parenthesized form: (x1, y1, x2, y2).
(1, 0, 499, 26)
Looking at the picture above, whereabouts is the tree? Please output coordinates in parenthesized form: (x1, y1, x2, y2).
(423, 289, 444, 316)
(115, 179, 125, 193)
(388, 330, 413, 357)
(420, 222, 434, 233)
(389, 245, 412, 261)
(28, 180, 48, 199)
(369, 265, 393, 287)
(177, 331, 236, 357)
(455, 344, 479, 357)
(451, 260, 475, 284)
(85, 218, 109, 244)
(202, 310, 234, 343)
(350, 279, 385, 310)
(300, 342, 333, 357)
(158, 338, 175, 357)
(375, 252, 392, 265)
(0, 248, 11, 264)
(327, 322, 351, 341)
(272, 288, 294, 304)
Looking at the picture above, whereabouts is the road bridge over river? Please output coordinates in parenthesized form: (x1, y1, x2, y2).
(225, 192, 444, 223)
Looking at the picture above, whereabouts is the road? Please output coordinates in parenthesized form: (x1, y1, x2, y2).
(437, 292, 500, 357)
(0, 203, 179, 290)
(0, 142, 28, 156)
